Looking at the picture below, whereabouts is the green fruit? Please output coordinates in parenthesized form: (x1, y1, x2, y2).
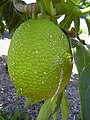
(8, 19, 72, 104)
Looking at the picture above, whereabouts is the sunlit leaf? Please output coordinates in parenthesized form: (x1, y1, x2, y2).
(53, 92, 63, 115)
(52, 111, 58, 120)
(37, 99, 52, 120)
(37, 92, 63, 120)
(61, 91, 69, 120)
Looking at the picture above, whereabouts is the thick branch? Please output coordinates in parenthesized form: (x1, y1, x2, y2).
(13, 0, 40, 17)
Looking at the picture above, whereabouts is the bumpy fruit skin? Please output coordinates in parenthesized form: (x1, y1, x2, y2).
(8, 19, 72, 103)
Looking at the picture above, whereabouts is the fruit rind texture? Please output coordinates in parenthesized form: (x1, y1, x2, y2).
(8, 19, 72, 103)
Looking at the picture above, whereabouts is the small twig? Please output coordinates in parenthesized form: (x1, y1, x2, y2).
(60, 27, 86, 45)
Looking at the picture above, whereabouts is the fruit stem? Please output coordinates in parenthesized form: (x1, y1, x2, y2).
(43, 0, 57, 16)
(39, 0, 50, 19)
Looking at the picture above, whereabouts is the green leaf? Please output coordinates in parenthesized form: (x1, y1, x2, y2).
(74, 15, 80, 33)
(37, 99, 52, 120)
(0, 0, 8, 7)
(51, 93, 63, 120)
(43, 0, 56, 16)
(82, 0, 87, 5)
(52, 0, 61, 5)
(36, 0, 41, 2)
(0, 116, 5, 120)
(25, 113, 29, 120)
(3, 1, 23, 33)
(71, 38, 90, 120)
(53, 92, 63, 115)
(59, 13, 74, 29)
(0, 0, 30, 34)
(82, 85, 90, 119)
(69, 0, 81, 5)
(85, 16, 90, 35)
(52, 111, 58, 120)
(61, 91, 69, 120)
(37, 92, 63, 120)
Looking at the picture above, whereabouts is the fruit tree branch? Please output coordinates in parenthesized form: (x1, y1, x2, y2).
(13, 0, 40, 17)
